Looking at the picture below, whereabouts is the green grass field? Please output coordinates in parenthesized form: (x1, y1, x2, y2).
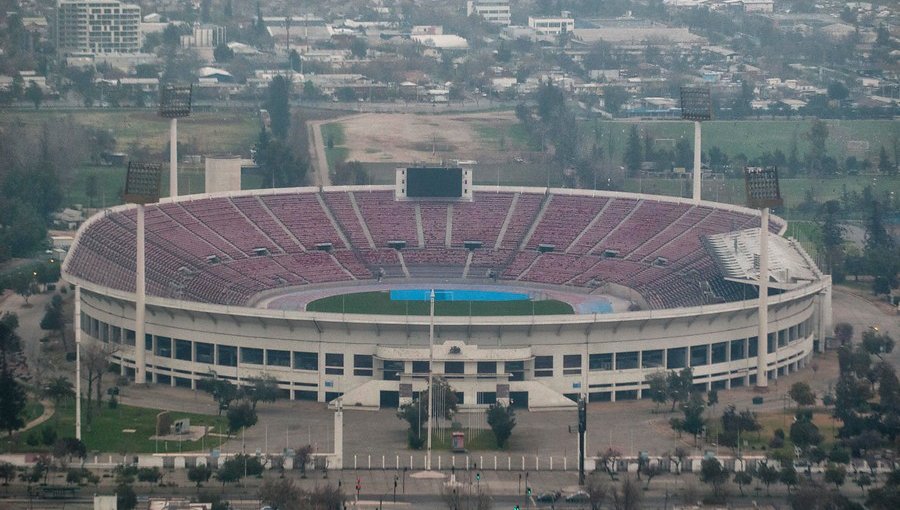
(3, 400, 227, 454)
(306, 291, 573, 316)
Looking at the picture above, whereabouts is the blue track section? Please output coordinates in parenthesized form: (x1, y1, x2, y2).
(390, 289, 530, 302)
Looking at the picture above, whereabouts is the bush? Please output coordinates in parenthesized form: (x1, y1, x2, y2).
(41, 427, 58, 446)
(26, 433, 40, 447)
(407, 430, 425, 450)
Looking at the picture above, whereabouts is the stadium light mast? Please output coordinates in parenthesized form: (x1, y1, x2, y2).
(426, 289, 435, 470)
(680, 86, 712, 203)
(124, 162, 163, 385)
(158, 85, 192, 198)
(75, 285, 82, 440)
(744, 166, 783, 390)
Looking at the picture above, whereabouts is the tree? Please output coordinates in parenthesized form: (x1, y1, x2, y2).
(187, 463, 212, 487)
(25, 81, 43, 109)
(855, 472, 872, 494)
(866, 468, 900, 509)
(295, 444, 313, 478)
(40, 294, 66, 349)
(116, 482, 137, 510)
(681, 391, 706, 445)
(333, 160, 369, 185)
(584, 473, 607, 510)
(243, 375, 279, 410)
(213, 43, 234, 63)
(0, 461, 16, 485)
(624, 125, 642, 177)
(598, 448, 622, 480)
(733, 470, 752, 496)
(819, 200, 845, 281)
(198, 375, 239, 415)
(43, 376, 74, 406)
(137, 467, 162, 486)
(216, 456, 243, 486)
(349, 37, 368, 59)
(700, 457, 729, 500)
(780, 462, 799, 493)
(84, 173, 98, 208)
(834, 323, 854, 346)
(53, 437, 87, 467)
(789, 382, 816, 407)
(82, 342, 115, 421)
(805, 119, 829, 175)
(827, 82, 849, 101)
(824, 463, 846, 490)
(226, 400, 257, 433)
(603, 86, 628, 114)
(666, 367, 693, 411)
(756, 462, 780, 495)
(265, 75, 291, 140)
(861, 329, 894, 360)
(0, 365, 26, 435)
(790, 411, 822, 449)
(610, 475, 641, 510)
(878, 146, 895, 176)
(486, 402, 516, 448)
(646, 372, 668, 411)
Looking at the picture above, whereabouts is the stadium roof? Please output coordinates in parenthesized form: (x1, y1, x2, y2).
(704, 228, 821, 290)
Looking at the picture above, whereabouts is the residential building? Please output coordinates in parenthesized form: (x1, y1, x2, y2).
(528, 12, 575, 36)
(55, 0, 141, 56)
(467, 0, 512, 26)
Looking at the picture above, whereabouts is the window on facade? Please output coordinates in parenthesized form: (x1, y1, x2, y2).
(642, 349, 664, 369)
(241, 347, 264, 365)
(145, 333, 153, 351)
(155, 336, 172, 358)
(589, 353, 612, 371)
(195, 342, 214, 364)
(767, 333, 776, 353)
(711, 342, 728, 364)
(444, 361, 464, 374)
(477, 392, 497, 405)
(383, 360, 403, 381)
(217, 345, 237, 367)
(506, 360, 524, 381)
(353, 354, 373, 377)
(667, 347, 686, 369)
(267, 349, 291, 367)
(563, 354, 582, 375)
(730, 339, 746, 360)
(125, 329, 135, 346)
(690, 345, 708, 366)
(175, 339, 192, 361)
(412, 361, 430, 374)
(293, 351, 318, 370)
(325, 353, 344, 375)
(534, 356, 553, 377)
(748, 337, 758, 357)
(778, 329, 787, 347)
(615, 352, 639, 370)
(477, 361, 497, 375)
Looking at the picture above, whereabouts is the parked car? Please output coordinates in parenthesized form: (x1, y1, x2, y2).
(535, 490, 561, 502)
(565, 490, 590, 503)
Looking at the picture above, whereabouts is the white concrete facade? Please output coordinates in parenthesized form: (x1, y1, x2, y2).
(467, 0, 512, 26)
(56, 0, 141, 56)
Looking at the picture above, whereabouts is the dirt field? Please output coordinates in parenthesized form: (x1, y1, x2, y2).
(331, 111, 520, 164)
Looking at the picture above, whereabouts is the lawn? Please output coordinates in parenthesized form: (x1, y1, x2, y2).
(3, 400, 228, 454)
(430, 429, 499, 451)
(306, 291, 574, 316)
(706, 406, 840, 456)
(321, 122, 348, 172)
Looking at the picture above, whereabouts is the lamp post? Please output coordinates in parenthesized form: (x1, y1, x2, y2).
(427, 289, 435, 470)
(743, 166, 783, 390)
(680, 86, 711, 203)
(124, 162, 163, 384)
(158, 85, 192, 198)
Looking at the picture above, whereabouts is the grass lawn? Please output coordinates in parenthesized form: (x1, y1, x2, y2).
(3, 400, 228, 454)
(430, 429, 499, 451)
(24, 399, 45, 422)
(707, 407, 840, 455)
(321, 122, 349, 172)
(306, 291, 573, 316)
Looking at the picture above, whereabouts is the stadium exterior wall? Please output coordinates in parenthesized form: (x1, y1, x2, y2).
(70, 274, 830, 409)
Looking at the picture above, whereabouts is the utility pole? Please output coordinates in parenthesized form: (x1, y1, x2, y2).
(578, 398, 587, 486)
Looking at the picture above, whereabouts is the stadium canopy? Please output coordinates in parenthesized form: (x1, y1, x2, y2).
(703, 228, 821, 290)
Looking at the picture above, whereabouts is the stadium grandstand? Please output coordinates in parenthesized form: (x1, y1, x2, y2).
(64, 185, 831, 409)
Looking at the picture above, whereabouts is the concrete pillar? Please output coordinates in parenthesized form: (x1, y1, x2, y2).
(333, 406, 343, 469)
(135, 204, 146, 384)
(756, 207, 769, 390)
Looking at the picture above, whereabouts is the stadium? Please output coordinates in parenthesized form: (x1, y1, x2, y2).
(62, 179, 832, 410)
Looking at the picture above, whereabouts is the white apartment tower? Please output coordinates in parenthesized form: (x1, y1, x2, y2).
(56, 0, 141, 56)
(467, 0, 512, 26)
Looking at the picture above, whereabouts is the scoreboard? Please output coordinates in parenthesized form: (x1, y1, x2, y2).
(395, 166, 472, 201)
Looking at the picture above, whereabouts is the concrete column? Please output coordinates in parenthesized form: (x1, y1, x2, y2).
(333, 405, 343, 469)
(170, 118, 178, 198)
(135, 204, 146, 384)
(756, 207, 769, 389)
(693, 121, 702, 202)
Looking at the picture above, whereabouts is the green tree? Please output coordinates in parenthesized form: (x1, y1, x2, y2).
(603, 86, 628, 114)
(349, 37, 368, 59)
(624, 125, 642, 177)
(213, 43, 234, 63)
(789, 382, 816, 407)
(226, 400, 258, 433)
(187, 463, 212, 487)
(40, 294, 66, 349)
(242, 375, 279, 410)
(700, 457, 729, 500)
(25, 81, 43, 109)
(680, 391, 706, 445)
(878, 146, 895, 176)
(265, 76, 291, 140)
(84, 173, 98, 208)
(733, 470, 752, 496)
(861, 329, 894, 360)
(824, 463, 846, 490)
(116, 482, 137, 510)
(486, 402, 516, 448)
(805, 119, 829, 175)
(818, 200, 845, 281)
(333, 160, 369, 185)
(666, 367, 693, 412)
(0, 365, 26, 435)
(198, 375, 239, 415)
(646, 372, 669, 411)
(756, 462, 780, 495)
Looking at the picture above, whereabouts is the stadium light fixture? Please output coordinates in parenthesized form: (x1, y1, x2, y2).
(158, 85, 192, 199)
(124, 161, 162, 387)
(744, 166, 782, 391)
(680, 86, 711, 203)
(124, 162, 163, 204)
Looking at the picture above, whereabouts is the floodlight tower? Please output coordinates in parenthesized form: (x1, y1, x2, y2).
(124, 162, 163, 385)
(426, 289, 435, 471)
(75, 285, 82, 439)
(680, 86, 712, 203)
(158, 85, 193, 198)
(744, 166, 783, 390)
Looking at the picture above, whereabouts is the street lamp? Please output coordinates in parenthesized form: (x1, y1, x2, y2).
(158, 85, 192, 198)
(680, 86, 712, 203)
(744, 166, 783, 391)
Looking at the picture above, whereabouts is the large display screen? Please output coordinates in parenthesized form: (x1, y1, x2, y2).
(406, 167, 463, 198)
